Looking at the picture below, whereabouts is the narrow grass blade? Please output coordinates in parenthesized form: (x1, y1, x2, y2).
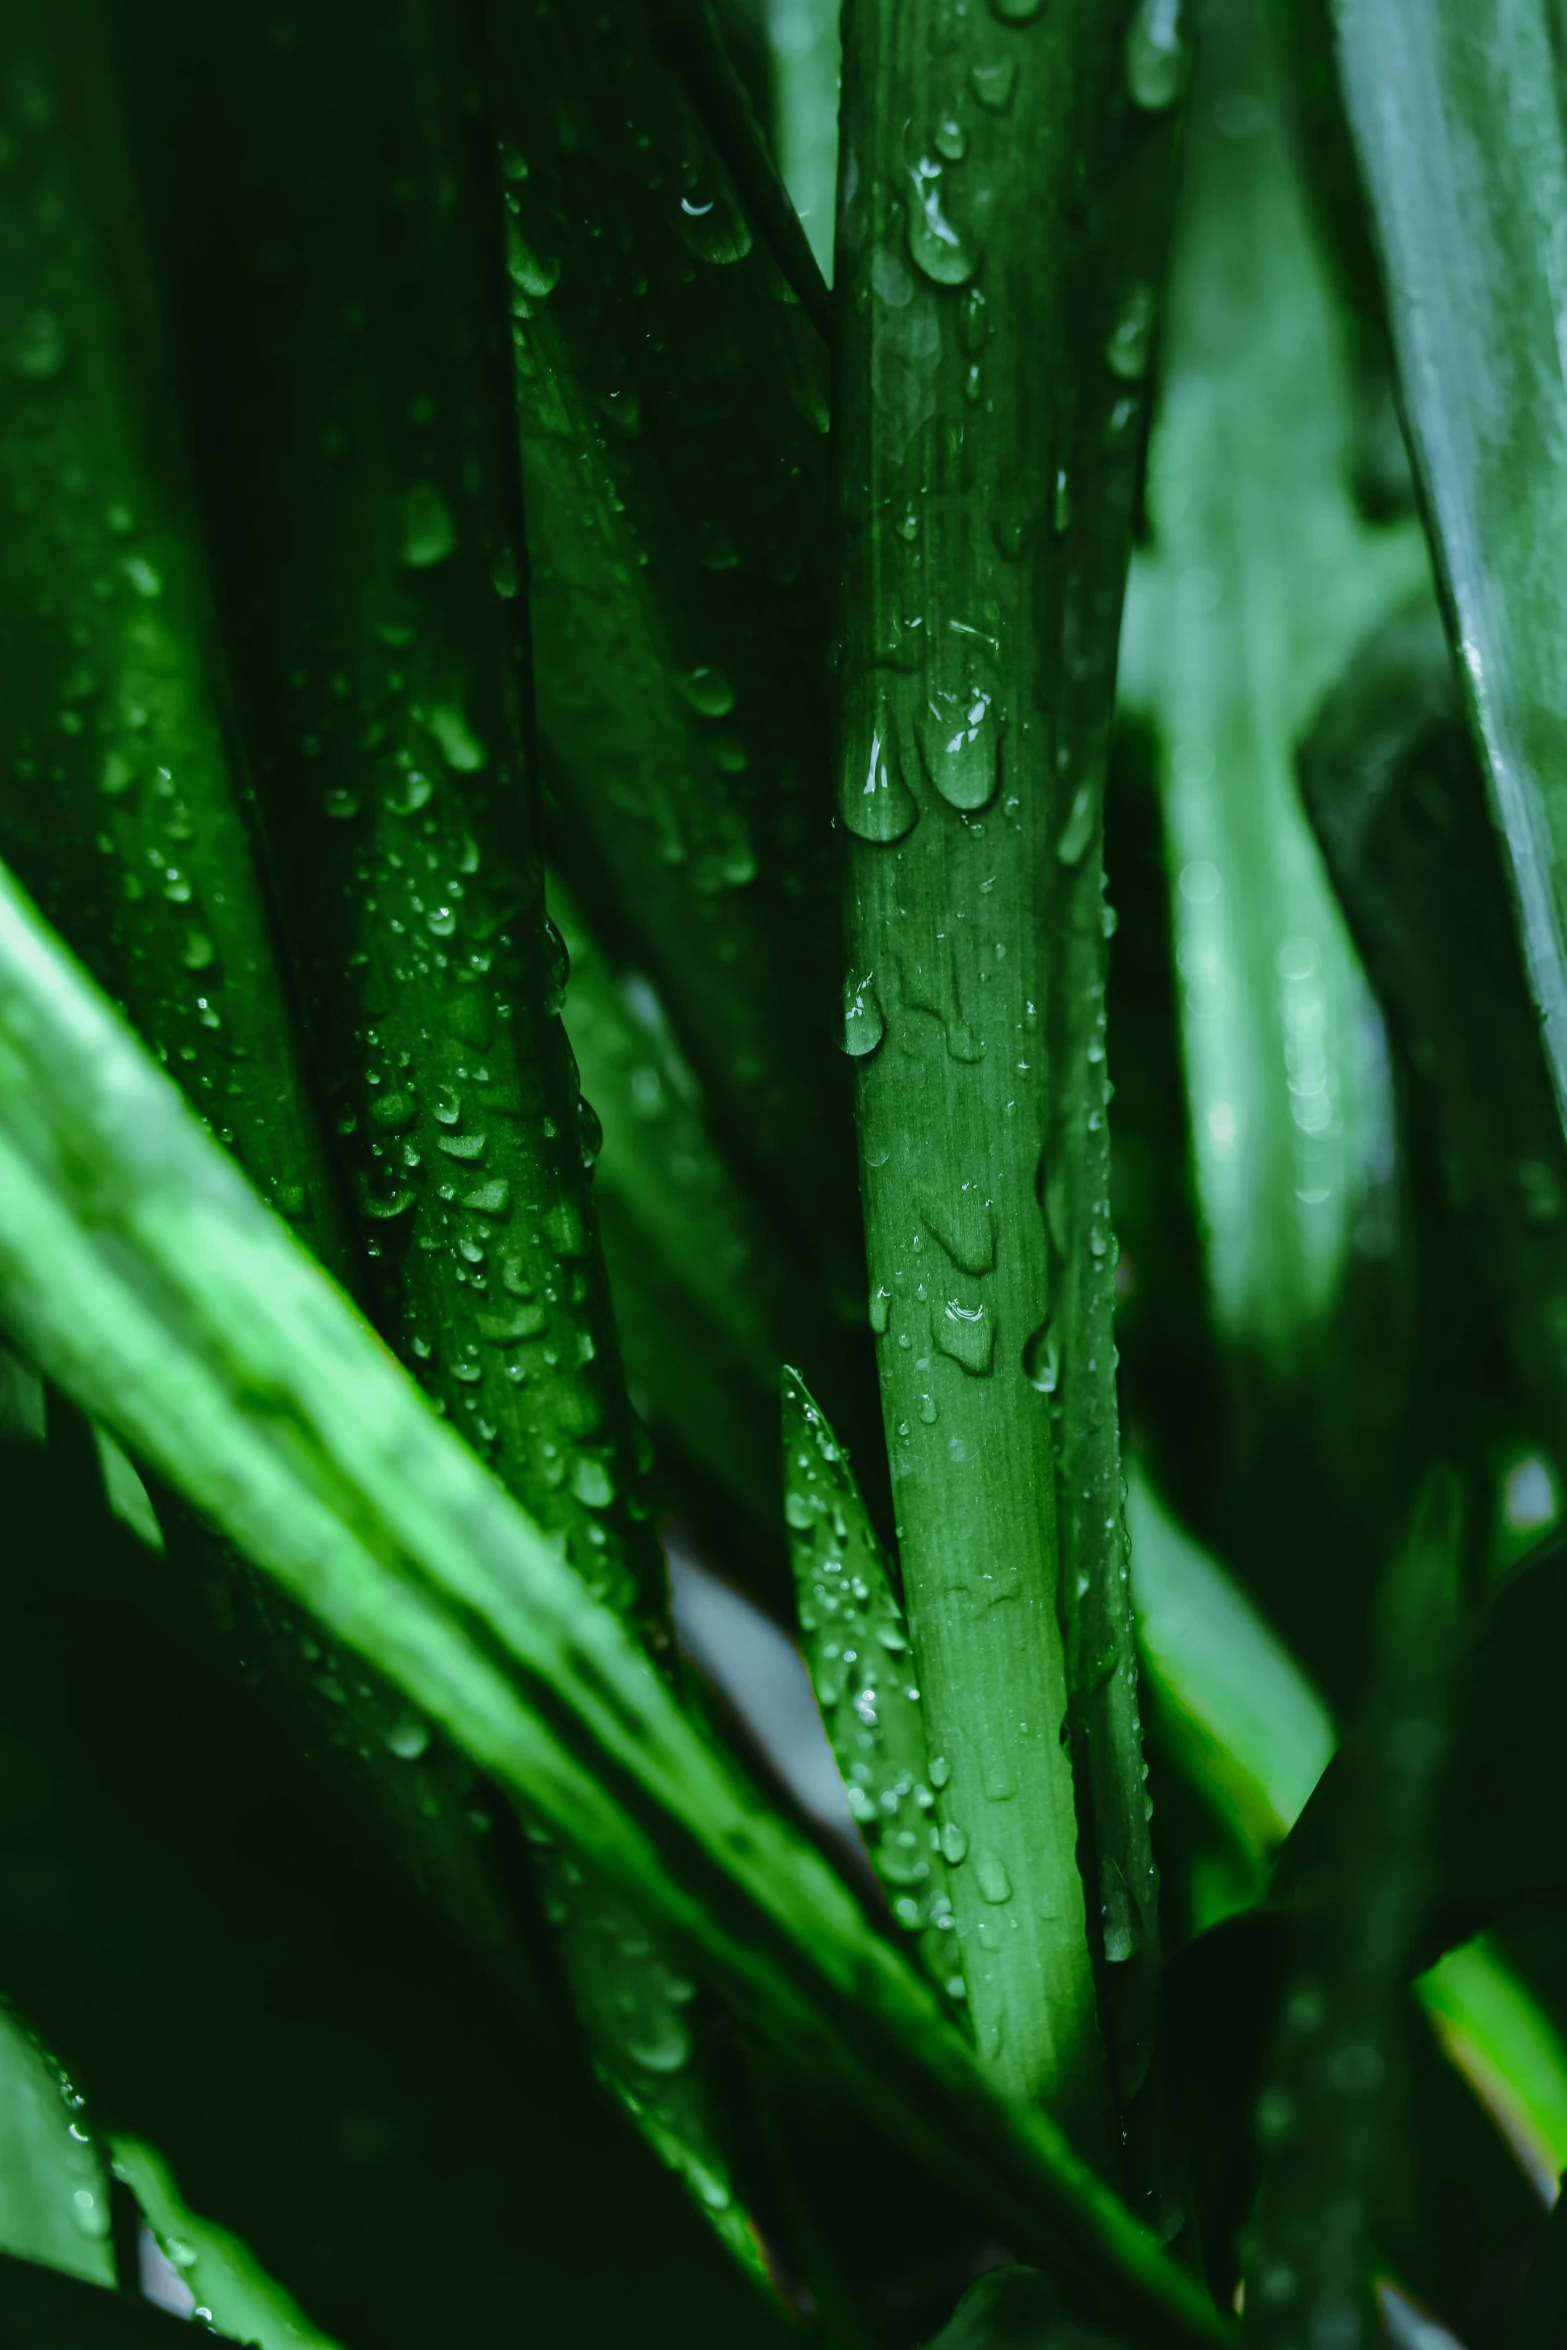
(0, 863, 1225, 2348)
(489, 0, 856, 1296)
(1300, 605, 1567, 1473)
(783, 1370, 959, 2005)
(0, 2007, 113, 2287)
(118, 0, 764, 2270)
(1329, 0, 1567, 1144)
(1242, 1472, 1465, 2348)
(835, 0, 1185, 2128)
(112, 2141, 337, 2350)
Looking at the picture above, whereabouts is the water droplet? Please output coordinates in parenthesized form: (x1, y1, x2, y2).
(1056, 780, 1097, 864)
(939, 1298, 994, 1376)
(842, 710, 918, 843)
(869, 1284, 892, 1335)
(463, 1179, 512, 1217)
(675, 666, 736, 718)
(491, 546, 520, 599)
(1126, 0, 1187, 110)
(677, 188, 753, 266)
(506, 216, 561, 298)
(623, 2002, 693, 2073)
(425, 903, 458, 938)
(572, 1456, 616, 1509)
(934, 115, 967, 162)
(1023, 1323, 1059, 1393)
(386, 1710, 431, 1760)
(971, 57, 1018, 112)
(1053, 466, 1072, 534)
(991, 0, 1045, 18)
(1106, 282, 1156, 379)
(929, 1754, 952, 1789)
(12, 310, 65, 380)
(122, 556, 162, 599)
(915, 656, 1003, 814)
(940, 1820, 969, 1864)
(842, 969, 886, 1057)
(975, 1853, 1012, 1903)
(402, 482, 456, 568)
(905, 158, 979, 288)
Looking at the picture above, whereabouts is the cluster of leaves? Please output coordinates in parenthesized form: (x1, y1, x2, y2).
(4, 1, 1567, 2348)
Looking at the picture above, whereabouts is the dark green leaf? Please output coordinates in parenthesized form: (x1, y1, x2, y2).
(1300, 602, 1567, 1470)
(920, 2265, 1129, 2350)
(0, 863, 1226, 2348)
(1331, 0, 1567, 1144)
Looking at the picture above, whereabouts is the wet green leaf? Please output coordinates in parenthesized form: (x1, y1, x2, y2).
(836, 0, 1184, 2134)
(0, 860, 1226, 2349)
(1332, 0, 1567, 1150)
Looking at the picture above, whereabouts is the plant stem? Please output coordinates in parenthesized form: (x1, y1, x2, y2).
(834, 0, 1184, 2132)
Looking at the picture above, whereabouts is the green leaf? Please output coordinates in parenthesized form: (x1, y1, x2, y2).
(0, 866, 1225, 2350)
(1299, 602, 1567, 1469)
(0, 2251, 233, 2347)
(1128, 1466, 1335, 1856)
(919, 2266, 1128, 2350)
(1242, 1471, 1466, 2349)
(491, 0, 858, 1304)
(111, 2140, 337, 2350)
(835, 0, 1183, 2133)
(782, 1369, 959, 2004)
(1330, 0, 1567, 1145)
(0, 2006, 112, 2287)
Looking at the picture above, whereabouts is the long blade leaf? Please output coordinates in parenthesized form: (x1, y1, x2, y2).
(0, 860, 1224, 2349)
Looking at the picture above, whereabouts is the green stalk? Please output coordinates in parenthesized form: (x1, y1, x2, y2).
(117, 0, 761, 2272)
(1328, 0, 1567, 1149)
(0, 0, 536, 2000)
(834, 0, 1184, 2128)
(0, 858, 1227, 2350)
(487, 0, 859, 1301)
